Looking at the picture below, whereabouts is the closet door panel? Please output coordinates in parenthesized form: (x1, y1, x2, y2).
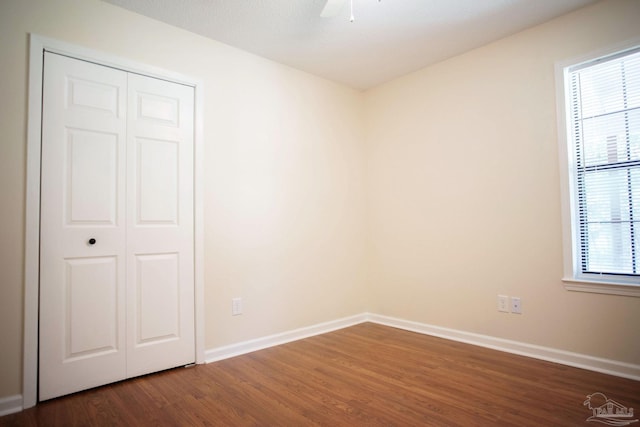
(126, 74, 195, 376)
(39, 52, 127, 401)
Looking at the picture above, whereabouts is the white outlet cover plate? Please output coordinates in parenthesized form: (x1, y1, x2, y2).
(498, 295, 509, 313)
(232, 297, 243, 315)
(511, 297, 522, 314)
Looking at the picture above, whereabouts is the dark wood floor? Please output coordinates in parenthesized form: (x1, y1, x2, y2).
(2, 323, 638, 426)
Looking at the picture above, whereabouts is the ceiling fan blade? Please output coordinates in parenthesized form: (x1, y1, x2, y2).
(320, 0, 348, 18)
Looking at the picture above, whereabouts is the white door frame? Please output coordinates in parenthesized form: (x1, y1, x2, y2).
(24, 34, 206, 409)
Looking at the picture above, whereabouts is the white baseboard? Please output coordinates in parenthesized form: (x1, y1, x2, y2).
(0, 394, 22, 417)
(204, 313, 369, 363)
(367, 313, 640, 381)
(204, 312, 639, 381)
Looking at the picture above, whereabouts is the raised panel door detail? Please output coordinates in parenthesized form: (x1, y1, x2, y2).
(65, 257, 119, 360)
(66, 128, 118, 225)
(137, 92, 179, 126)
(136, 138, 178, 225)
(134, 253, 180, 345)
(67, 77, 120, 116)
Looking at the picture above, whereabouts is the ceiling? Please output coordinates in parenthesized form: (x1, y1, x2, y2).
(102, 0, 598, 90)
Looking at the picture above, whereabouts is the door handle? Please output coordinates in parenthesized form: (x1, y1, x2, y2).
(88, 238, 96, 245)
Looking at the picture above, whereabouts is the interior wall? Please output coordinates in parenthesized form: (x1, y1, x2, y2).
(365, 0, 640, 364)
(0, 0, 368, 399)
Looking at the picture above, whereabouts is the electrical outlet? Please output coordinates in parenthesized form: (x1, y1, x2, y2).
(497, 295, 509, 312)
(511, 297, 522, 314)
(232, 297, 243, 316)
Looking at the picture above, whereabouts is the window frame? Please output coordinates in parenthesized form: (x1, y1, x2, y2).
(556, 39, 640, 297)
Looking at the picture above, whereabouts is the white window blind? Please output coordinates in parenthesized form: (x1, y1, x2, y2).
(568, 48, 640, 279)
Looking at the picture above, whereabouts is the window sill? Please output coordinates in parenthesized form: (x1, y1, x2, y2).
(562, 278, 640, 298)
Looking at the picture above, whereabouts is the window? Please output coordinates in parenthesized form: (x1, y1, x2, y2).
(558, 45, 640, 294)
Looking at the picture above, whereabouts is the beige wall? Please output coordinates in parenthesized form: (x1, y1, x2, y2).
(0, 0, 367, 398)
(365, 0, 640, 364)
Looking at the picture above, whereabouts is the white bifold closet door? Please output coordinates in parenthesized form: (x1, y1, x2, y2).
(39, 52, 195, 401)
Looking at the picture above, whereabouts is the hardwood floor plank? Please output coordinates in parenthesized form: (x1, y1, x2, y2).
(2, 323, 638, 426)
